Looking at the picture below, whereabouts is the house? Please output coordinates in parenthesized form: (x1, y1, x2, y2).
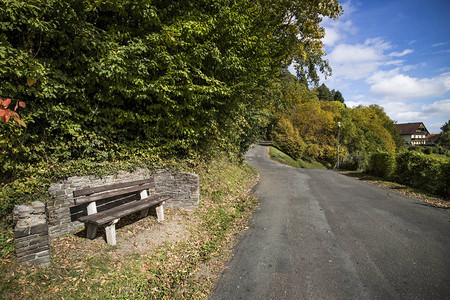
(395, 122, 429, 145)
(425, 133, 440, 145)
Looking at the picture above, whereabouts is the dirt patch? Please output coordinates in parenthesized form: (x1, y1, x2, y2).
(115, 211, 191, 256)
(51, 209, 193, 263)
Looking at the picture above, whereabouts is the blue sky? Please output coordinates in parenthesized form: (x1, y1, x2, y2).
(318, 0, 450, 133)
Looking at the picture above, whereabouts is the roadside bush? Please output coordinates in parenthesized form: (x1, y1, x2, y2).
(367, 151, 395, 178)
(394, 150, 419, 185)
(394, 150, 448, 198)
(438, 161, 450, 199)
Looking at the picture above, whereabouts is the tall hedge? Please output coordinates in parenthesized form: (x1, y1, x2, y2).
(0, 0, 342, 178)
(394, 151, 449, 198)
(367, 151, 395, 178)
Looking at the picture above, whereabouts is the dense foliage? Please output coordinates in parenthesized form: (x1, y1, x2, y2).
(272, 73, 402, 169)
(0, 0, 341, 175)
(0, 0, 342, 241)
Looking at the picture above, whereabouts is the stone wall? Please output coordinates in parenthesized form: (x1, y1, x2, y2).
(13, 202, 51, 267)
(14, 168, 199, 267)
(154, 169, 200, 210)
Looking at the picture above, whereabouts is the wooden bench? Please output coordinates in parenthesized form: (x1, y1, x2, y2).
(73, 179, 168, 245)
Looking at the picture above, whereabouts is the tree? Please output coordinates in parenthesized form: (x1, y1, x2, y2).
(438, 120, 450, 147)
(333, 90, 345, 103)
(316, 84, 344, 102)
(316, 84, 333, 101)
(440, 120, 449, 133)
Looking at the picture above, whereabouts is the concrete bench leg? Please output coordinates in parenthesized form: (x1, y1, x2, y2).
(156, 201, 165, 222)
(86, 224, 98, 240)
(105, 219, 119, 246)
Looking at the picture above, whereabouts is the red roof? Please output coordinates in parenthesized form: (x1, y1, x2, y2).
(426, 133, 440, 143)
(395, 122, 429, 135)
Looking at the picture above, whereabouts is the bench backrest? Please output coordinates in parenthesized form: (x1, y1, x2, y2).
(73, 178, 155, 205)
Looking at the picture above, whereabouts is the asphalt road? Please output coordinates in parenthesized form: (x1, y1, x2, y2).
(210, 143, 450, 300)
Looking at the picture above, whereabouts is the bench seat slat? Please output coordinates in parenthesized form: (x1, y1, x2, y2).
(73, 178, 154, 197)
(78, 195, 167, 226)
(74, 182, 155, 205)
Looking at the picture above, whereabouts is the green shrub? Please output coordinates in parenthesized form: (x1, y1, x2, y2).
(367, 151, 395, 178)
(394, 150, 449, 198)
(394, 150, 419, 185)
(436, 161, 450, 199)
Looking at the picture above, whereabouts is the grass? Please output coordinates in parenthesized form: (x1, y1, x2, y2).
(0, 156, 259, 299)
(268, 146, 326, 169)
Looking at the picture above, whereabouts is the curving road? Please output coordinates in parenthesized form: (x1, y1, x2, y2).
(210, 143, 450, 300)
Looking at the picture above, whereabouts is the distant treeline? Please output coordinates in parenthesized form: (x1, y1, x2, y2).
(271, 73, 404, 169)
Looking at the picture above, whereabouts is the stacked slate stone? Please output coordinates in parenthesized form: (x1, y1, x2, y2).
(13, 201, 51, 267)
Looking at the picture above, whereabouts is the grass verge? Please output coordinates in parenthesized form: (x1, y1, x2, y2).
(268, 146, 326, 169)
(0, 156, 259, 299)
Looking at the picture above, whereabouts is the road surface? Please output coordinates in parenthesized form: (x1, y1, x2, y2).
(210, 143, 450, 299)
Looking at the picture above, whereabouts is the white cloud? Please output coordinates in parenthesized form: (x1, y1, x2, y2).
(323, 20, 356, 46)
(421, 99, 450, 117)
(332, 62, 382, 80)
(322, 1, 357, 46)
(329, 41, 384, 63)
(389, 49, 413, 57)
(340, 0, 358, 16)
(379, 101, 420, 122)
(368, 71, 450, 100)
(326, 38, 393, 80)
(395, 111, 423, 121)
(322, 27, 341, 46)
(345, 100, 371, 108)
(432, 42, 447, 47)
(385, 59, 405, 66)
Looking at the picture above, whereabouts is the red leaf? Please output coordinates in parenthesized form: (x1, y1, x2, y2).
(3, 98, 11, 108)
(19, 101, 26, 108)
(4, 113, 10, 123)
(0, 109, 6, 117)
